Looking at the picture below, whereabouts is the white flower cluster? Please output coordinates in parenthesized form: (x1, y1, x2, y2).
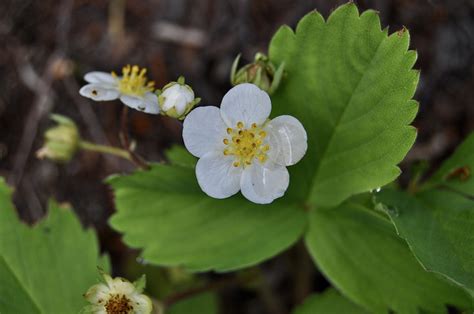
(80, 66, 307, 204)
(80, 65, 197, 118)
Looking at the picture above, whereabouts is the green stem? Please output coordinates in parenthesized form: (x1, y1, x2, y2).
(79, 140, 131, 160)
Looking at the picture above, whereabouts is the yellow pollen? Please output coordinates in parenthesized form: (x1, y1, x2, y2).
(222, 122, 270, 167)
(114, 64, 155, 96)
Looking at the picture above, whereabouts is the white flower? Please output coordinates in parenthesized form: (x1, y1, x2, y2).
(159, 78, 200, 119)
(79, 65, 159, 114)
(83, 273, 152, 314)
(183, 83, 307, 204)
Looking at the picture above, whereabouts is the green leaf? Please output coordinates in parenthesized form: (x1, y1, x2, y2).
(376, 133, 474, 295)
(269, 3, 419, 207)
(108, 164, 306, 272)
(293, 289, 367, 314)
(165, 145, 197, 168)
(305, 200, 472, 313)
(378, 188, 474, 295)
(167, 292, 218, 314)
(0, 178, 109, 314)
(424, 132, 474, 196)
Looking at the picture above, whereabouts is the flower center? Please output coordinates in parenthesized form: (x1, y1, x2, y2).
(105, 294, 133, 314)
(112, 65, 155, 96)
(223, 121, 270, 167)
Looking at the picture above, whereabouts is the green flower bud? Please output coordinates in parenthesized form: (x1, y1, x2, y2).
(230, 52, 285, 95)
(158, 76, 201, 120)
(36, 114, 80, 162)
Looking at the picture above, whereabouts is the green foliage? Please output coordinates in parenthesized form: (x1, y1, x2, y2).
(376, 133, 474, 295)
(378, 189, 474, 297)
(293, 289, 367, 314)
(167, 292, 218, 314)
(424, 132, 474, 196)
(269, 3, 419, 207)
(107, 164, 306, 272)
(305, 201, 472, 313)
(109, 3, 419, 274)
(0, 178, 109, 314)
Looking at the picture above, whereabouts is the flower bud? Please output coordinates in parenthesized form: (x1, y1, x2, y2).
(36, 114, 80, 162)
(230, 53, 285, 95)
(158, 76, 200, 120)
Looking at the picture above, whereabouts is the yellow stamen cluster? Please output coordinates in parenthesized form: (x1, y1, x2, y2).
(223, 121, 270, 167)
(112, 65, 155, 96)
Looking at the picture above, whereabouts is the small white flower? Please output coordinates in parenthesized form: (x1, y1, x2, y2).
(159, 78, 200, 119)
(79, 65, 159, 114)
(183, 83, 307, 204)
(83, 273, 152, 314)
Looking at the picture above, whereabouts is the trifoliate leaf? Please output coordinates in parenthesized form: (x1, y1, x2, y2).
(293, 289, 367, 314)
(0, 177, 109, 314)
(269, 3, 419, 207)
(305, 201, 472, 313)
(107, 164, 306, 272)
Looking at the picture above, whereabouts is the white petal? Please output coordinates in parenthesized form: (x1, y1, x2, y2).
(240, 161, 289, 204)
(142, 92, 160, 114)
(220, 83, 271, 127)
(83, 283, 110, 304)
(174, 97, 188, 115)
(120, 94, 158, 114)
(183, 106, 227, 158)
(109, 278, 136, 295)
(265, 115, 308, 166)
(79, 84, 120, 101)
(84, 71, 117, 84)
(196, 151, 242, 199)
(131, 294, 153, 314)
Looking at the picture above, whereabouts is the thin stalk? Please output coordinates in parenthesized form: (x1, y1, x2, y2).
(79, 141, 131, 160)
(119, 106, 151, 170)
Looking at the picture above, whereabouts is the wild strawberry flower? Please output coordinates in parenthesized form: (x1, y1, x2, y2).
(79, 65, 159, 114)
(183, 83, 307, 204)
(82, 273, 152, 314)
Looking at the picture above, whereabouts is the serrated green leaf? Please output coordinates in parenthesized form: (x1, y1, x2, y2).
(167, 292, 218, 314)
(0, 177, 109, 314)
(269, 3, 419, 207)
(305, 201, 472, 313)
(293, 289, 367, 314)
(165, 145, 197, 168)
(378, 188, 474, 295)
(424, 132, 474, 196)
(108, 164, 306, 272)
